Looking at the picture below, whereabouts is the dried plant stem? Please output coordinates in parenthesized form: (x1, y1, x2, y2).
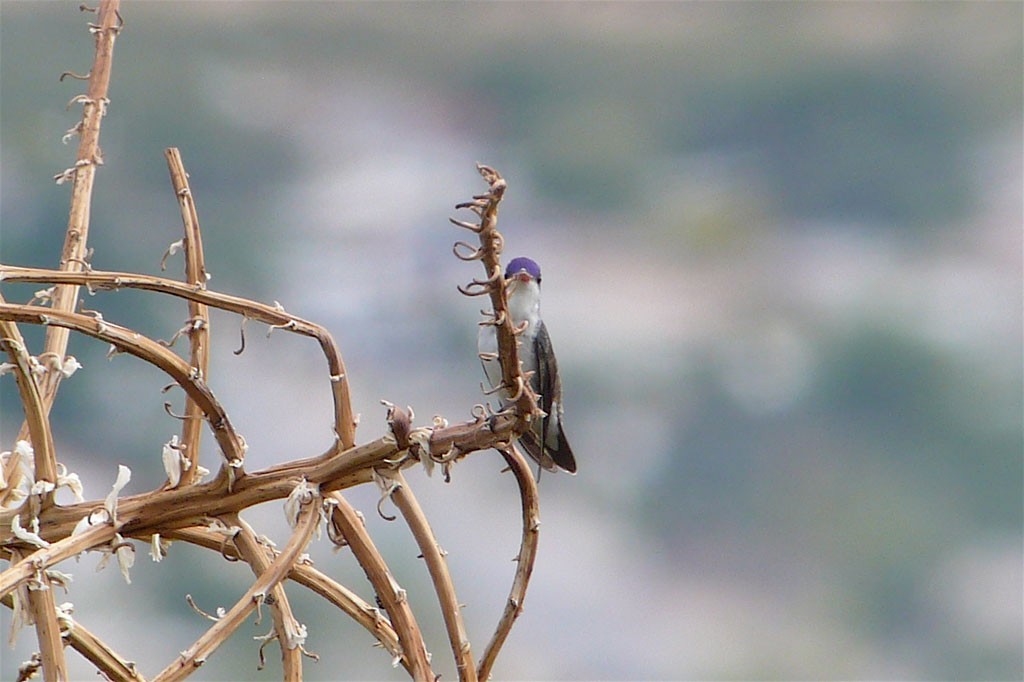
(325, 492, 433, 680)
(62, 617, 144, 682)
(0, 522, 115, 599)
(0, 265, 355, 446)
(228, 515, 304, 681)
(0, 318, 66, 679)
(0, 413, 525, 558)
(3, 59, 549, 679)
(2, 593, 143, 681)
(0, 304, 246, 472)
(25, 576, 69, 682)
(387, 471, 477, 682)
(163, 526, 404, 664)
(454, 165, 542, 429)
(164, 148, 210, 486)
(150, 492, 320, 682)
(33, 0, 119, 413)
(476, 445, 541, 681)
(0, 294, 28, 506)
(0, 319, 57, 498)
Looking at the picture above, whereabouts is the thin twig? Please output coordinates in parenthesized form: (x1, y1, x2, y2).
(388, 470, 477, 682)
(0, 521, 116, 600)
(476, 444, 540, 681)
(453, 165, 542, 436)
(0, 319, 57, 505)
(164, 148, 210, 486)
(324, 491, 433, 680)
(228, 514, 304, 681)
(28, 0, 120, 419)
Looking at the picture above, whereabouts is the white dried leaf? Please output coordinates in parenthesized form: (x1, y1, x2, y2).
(0, 362, 15, 377)
(46, 570, 73, 591)
(33, 287, 55, 302)
(30, 479, 55, 497)
(57, 471, 85, 503)
(55, 602, 75, 632)
(60, 356, 82, 378)
(11, 515, 49, 548)
(284, 478, 318, 529)
(28, 357, 47, 378)
(104, 465, 131, 523)
(207, 518, 241, 538)
(285, 620, 308, 650)
(161, 436, 182, 488)
(14, 440, 34, 461)
(149, 534, 169, 562)
(114, 534, 134, 584)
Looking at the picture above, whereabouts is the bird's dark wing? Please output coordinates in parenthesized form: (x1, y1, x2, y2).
(533, 323, 556, 452)
(533, 322, 576, 473)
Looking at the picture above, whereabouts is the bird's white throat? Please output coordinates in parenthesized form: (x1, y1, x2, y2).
(507, 279, 541, 339)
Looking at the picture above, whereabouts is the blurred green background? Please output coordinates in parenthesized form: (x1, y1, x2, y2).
(1, 2, 1021, 680)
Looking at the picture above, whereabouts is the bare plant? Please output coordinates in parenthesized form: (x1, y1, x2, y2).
(0, 3, 549, 680)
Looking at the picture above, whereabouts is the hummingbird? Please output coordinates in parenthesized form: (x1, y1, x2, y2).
(478, 256, 577, 474)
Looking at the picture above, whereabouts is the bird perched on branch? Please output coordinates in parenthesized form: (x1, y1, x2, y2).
(479, 257, 577, 474)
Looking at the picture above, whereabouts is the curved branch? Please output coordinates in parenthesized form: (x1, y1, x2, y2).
(226, 515, 303, 681)
(324, 491, 433, 680)
(0, 413, 522, 564)
(0, 318, 57, 505)
(388, 471, 476, 682)
(0, 265, 356, 449)
(476, 444, 540, 681)
(0, 304, 246, 472)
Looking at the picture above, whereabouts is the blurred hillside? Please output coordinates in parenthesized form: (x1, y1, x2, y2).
(1, 2, 1021, 680)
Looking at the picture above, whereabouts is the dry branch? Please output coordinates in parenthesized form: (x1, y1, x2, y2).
(0, 266, 356, 447)
(164, 149, 211, 486)
(452, 165, 542, 431)
(476, 445, 541, 681)
(34, 0, 120, 414)
(324, 492, 433, 679)
(387, 470, 476, 682)
(163, 525, 403, 663)
(150, 488, 320, 682)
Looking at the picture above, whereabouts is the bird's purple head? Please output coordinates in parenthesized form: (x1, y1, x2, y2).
(505, 257, 542, 284)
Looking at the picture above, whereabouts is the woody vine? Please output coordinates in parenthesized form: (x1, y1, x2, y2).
(0, 2, 549, 681)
